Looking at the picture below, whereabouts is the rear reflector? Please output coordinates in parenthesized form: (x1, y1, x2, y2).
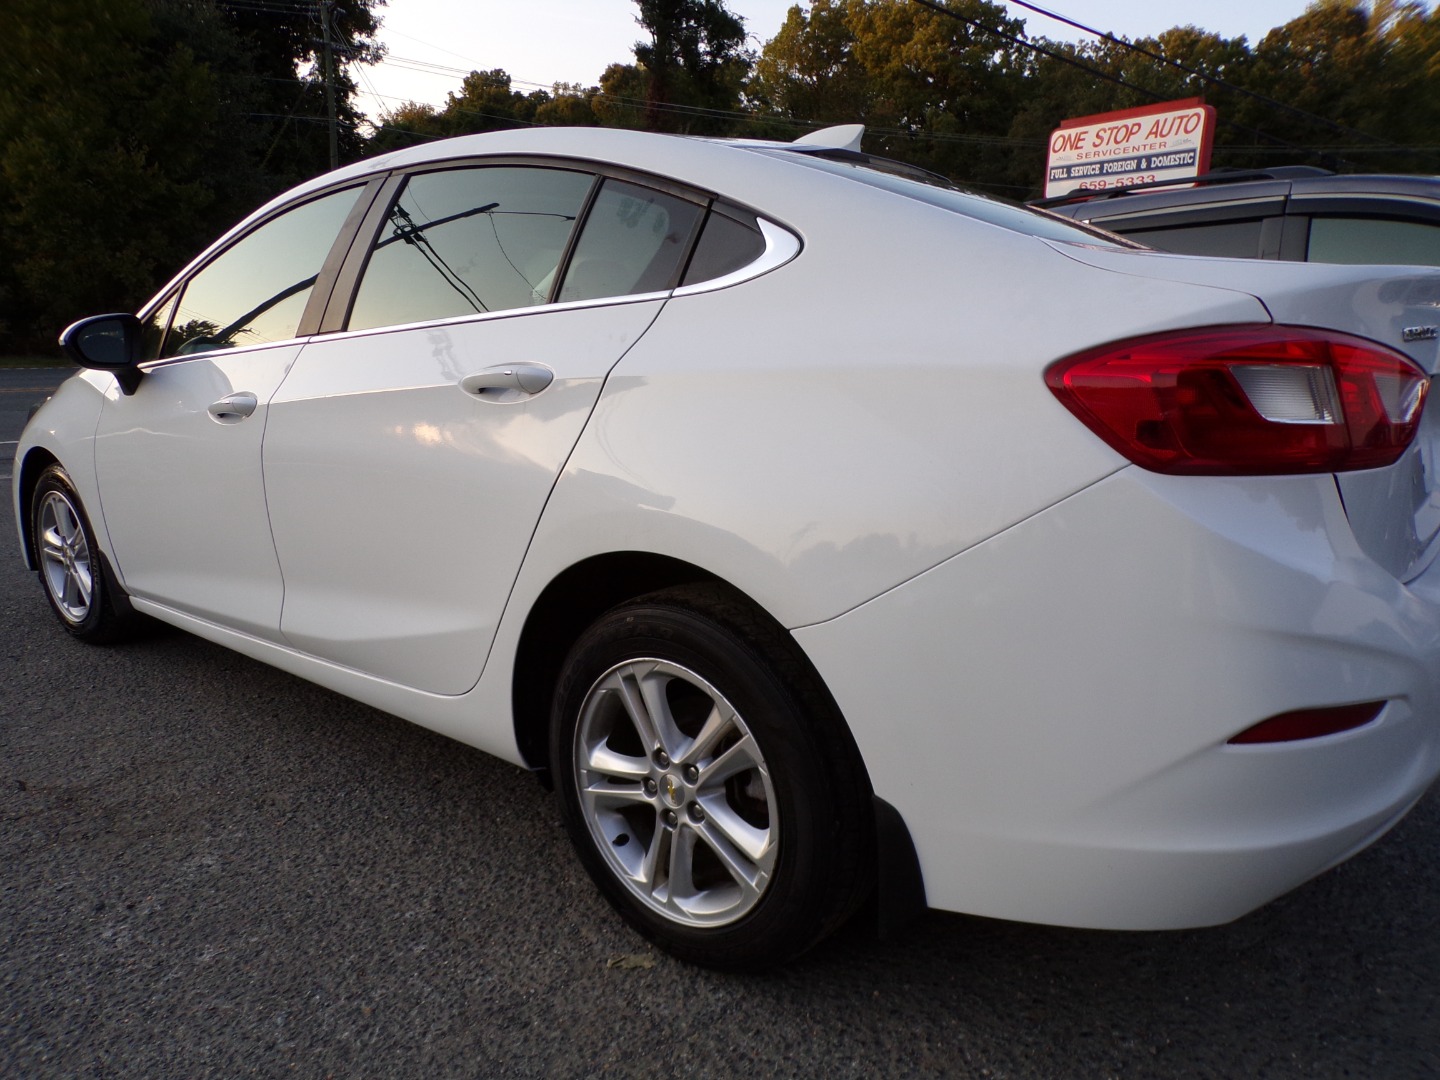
(1227, 702, 1385, 745)
(1046, 324, 1428, 475)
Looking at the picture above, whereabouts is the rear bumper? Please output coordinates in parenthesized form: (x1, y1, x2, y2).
(794, 468, 1440, 929)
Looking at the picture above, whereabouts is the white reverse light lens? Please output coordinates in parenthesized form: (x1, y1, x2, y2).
(1373, 370, 1428, 423)
(1231, 364, 1341, 424)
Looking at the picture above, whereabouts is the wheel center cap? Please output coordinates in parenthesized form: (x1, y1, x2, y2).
(660, 773, 685, 809)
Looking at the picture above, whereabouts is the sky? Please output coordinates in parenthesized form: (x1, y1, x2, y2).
(353, 0, 1330, 123)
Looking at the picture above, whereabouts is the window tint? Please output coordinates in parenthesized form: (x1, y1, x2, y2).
(349, 167, 593, 330)
(1123, 219, 1265, 259)
(165, 186, 361, 357)
(1307, 216, 1440, 267)
(681, 208, 766, 286)
(557, 179, 703, 303)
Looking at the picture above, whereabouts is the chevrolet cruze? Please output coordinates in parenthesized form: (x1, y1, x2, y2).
(14, 126, 1440, 968)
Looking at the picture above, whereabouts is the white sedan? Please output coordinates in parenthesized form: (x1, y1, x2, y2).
(14, 126, 1440, 968)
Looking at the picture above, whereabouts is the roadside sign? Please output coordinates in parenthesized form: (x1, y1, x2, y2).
(1045, 98, 1216, 199)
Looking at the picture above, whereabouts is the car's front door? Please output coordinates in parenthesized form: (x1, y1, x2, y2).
(92, 185, 365, 639)
(262, 165, 704, 693)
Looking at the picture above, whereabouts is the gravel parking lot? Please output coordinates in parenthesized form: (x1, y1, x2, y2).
(3, 368, 1439, 1078)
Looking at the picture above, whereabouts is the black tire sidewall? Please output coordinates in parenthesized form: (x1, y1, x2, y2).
(551, 596, 857, 969)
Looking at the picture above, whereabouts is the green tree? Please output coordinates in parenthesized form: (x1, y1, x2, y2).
(594, 62, 655, 129)
(535, 84, 602, 127)
(0, 0, 237, 349)
(750, 0, 1030, 188)
(0, 0, 385, 352)
(365, 101, 450, 154)
(368, 68, 578, 152)
(631, 0, 753, 133)
(216, 0, 384, 182)
(749, 1, 874, 122)
(1231, 1, 1440, 171)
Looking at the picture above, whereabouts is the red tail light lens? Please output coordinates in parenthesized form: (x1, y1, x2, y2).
(1046, 325, 1429, 474)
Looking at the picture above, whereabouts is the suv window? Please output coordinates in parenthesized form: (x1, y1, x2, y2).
(1307, 216, 1440, 267)
(348, 166, 593, 331)
(557, 178, 704, 303)
(1125, 218, 1267, 259)
(165, 186, 362, 356)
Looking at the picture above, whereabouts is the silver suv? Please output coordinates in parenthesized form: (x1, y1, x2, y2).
(1039, 167, 1440, 267)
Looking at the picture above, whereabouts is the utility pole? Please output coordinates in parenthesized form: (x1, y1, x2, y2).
(319, 0, 339, 170)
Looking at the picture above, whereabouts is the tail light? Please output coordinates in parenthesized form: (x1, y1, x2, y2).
(1046, 324, 1429, 475)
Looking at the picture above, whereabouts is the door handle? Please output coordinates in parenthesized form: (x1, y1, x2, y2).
(208, 392, 258, 423)
(460, 363, 554, 402)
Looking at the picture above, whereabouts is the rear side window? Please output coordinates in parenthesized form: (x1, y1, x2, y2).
(1307, 216, 1440, 267)
(557, 179, 703, 303)
(348, 166, 593, 331)
(165, 185, 362, 356)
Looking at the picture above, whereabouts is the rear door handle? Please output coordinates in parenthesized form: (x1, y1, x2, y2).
(460, 363, 554, 402)
(207, 392, 258, 423)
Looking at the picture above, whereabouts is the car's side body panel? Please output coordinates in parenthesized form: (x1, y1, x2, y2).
(263, 299, 666, 694)
(509, 202, 1269, 631)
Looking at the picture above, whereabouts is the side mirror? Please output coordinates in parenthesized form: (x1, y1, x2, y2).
(59, 313, 144, 395)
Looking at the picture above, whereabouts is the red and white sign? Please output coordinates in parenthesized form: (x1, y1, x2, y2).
(1045, 98, 1216, 199)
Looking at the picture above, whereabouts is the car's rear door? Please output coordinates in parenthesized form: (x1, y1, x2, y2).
(262, 163, 705, 693)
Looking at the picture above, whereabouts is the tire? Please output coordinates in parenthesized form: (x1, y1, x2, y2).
(30, 464, 137, 644)
(550, 583, 873, 969)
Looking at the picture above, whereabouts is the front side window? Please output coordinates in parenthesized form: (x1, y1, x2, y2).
(165, 186, 361, 357)
(348, 166, 594, 331)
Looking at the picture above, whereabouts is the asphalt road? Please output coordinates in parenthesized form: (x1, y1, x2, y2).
(3, 371, 1438, 1077)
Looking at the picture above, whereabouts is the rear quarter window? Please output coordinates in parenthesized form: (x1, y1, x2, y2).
(681, 207, 767, 286)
